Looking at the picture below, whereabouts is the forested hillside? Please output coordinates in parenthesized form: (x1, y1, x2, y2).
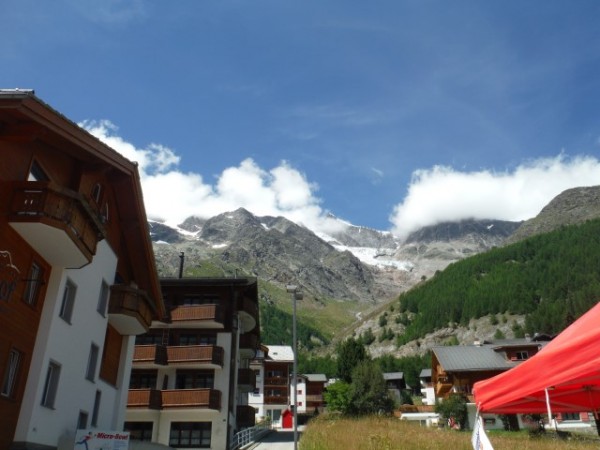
(396, 218, 600, 345)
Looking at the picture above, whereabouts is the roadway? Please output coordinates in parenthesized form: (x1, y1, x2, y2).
(247, 427, 305, 450)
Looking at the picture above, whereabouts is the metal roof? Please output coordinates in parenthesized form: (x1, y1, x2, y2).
(432, 345, 517, 372)
(304, 374, 327, 382)
(265, 345, 294, 362)
(383, 372, 404, 381)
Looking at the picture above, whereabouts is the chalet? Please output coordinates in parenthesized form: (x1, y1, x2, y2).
(0, 89, 165, 449)
(431, 337, 550, 402)
(125, 277, 260, 449)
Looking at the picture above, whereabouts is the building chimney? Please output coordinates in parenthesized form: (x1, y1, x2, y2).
(178, 252, 184, 279)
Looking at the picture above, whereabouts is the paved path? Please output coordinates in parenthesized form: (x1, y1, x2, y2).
(249, 427, 304, 450)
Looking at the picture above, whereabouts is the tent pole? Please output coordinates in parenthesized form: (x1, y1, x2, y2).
(544, 388, 556, 431)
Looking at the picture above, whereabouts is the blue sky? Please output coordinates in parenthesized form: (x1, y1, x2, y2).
(4, 0, 600, 238)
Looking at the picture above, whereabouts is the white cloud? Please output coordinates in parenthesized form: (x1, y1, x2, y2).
(81, 120, 345, 234)
(390, 154, 600, 240)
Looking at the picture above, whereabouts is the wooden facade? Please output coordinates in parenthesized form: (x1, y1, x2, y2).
(0, 90, 165, 449)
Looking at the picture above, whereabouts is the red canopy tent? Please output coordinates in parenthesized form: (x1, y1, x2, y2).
(473, 301, 600, 416)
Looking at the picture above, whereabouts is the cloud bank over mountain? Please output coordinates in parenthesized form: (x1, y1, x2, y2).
(83, 120, 600, 239)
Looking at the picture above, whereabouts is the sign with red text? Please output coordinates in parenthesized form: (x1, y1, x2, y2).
(74, 430, 130, 450)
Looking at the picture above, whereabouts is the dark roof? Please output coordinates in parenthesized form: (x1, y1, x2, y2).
(420, 369, 432, 378)
(383, 372, 404, 381)
(432, 345, 518, 372)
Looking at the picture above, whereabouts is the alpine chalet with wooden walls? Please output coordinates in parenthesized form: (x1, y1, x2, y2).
(0, 90, 165, 449)
(125, 277, 260, 449)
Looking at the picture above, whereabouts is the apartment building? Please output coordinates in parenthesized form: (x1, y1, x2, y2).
(249, 345, 293, 426)
(125, 277, 260, 449)
(0, 89, 165, 449)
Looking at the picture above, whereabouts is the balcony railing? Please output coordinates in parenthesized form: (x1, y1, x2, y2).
(8, 181, 105, 267)
(161, 389, 221, 410)
(264, 395, 288, 405)
(237, 405, 257, 428)
(238, 368, 257, 392)
(166, 345, 224, 367)
(435, 381, 453, 397)
(133, 345, 167, 365)
(264, 377, 288, 386)
(108, 285, 154, 335)
(127, 389, 162, 409)
(170, 304, 224, 328)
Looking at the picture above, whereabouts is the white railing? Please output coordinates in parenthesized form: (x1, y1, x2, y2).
(230, 419, 272, 450)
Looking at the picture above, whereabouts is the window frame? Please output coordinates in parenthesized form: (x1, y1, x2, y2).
(23, 261, 44, 306)
(1, 348, 22, 398)
(91, 390, 101, 427)
(59, 278, 77, 323)
(77, 410, 89, 430)
(169, 422, 212, 448)
(125, 422, 154, 441)
(41, 361, 61, 409)
(86, 343, 100, 382)
(28, 159, 50, 182)
(97, 280, 110, 317)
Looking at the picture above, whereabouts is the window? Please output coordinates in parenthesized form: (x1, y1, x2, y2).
(1, 349, 22, 398)
(59, 279, 77, 323)
(515, 351, 529, 360)
(41, 361, 61, 408)
(91, 390, 101, 427)
(562, 412, 580, 421)
(181, 295, 219, 306)
(91, 183, 102, 204)
(97, 281, 110, 317)
(178, 333, 217, 346)
(129, 371, 158, 389)
(136, 332, 163, 345)
(125, 422, 153, 441)
(169, 422, 211, 448)
(86, 343, 99, 382)
(77, 411, 88, 429)
(23, 262, 44, 306)
(28, 160, 49, 181)
(176, 371, 214, 389)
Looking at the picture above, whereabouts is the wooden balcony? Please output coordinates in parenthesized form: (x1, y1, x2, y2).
(238, 368, 256, 393)
(8, 181, 105, 268)
(239, 331, 259, 359)
(265, 377, 288, 387)
(170, 304, 225, 329)
(127, 389, 162, 409)
(264, 395, 288, 405)
(133, 345, 167, 366)
(166, 345, 224, 368)
(108, 285, 154, 335)
(161, 389, 221, 410)
(435, 381, 453, 398)
(237, 295, 259, 333)
(237, 405, 257, 428)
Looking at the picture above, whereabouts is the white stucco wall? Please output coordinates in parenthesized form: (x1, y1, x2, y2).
(15, 240, 125, 447)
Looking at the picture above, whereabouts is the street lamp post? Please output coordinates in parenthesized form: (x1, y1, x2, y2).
(286, 284, 303, 450)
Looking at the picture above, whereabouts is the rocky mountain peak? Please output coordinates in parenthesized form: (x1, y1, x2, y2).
(505, 185, 600, 245)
